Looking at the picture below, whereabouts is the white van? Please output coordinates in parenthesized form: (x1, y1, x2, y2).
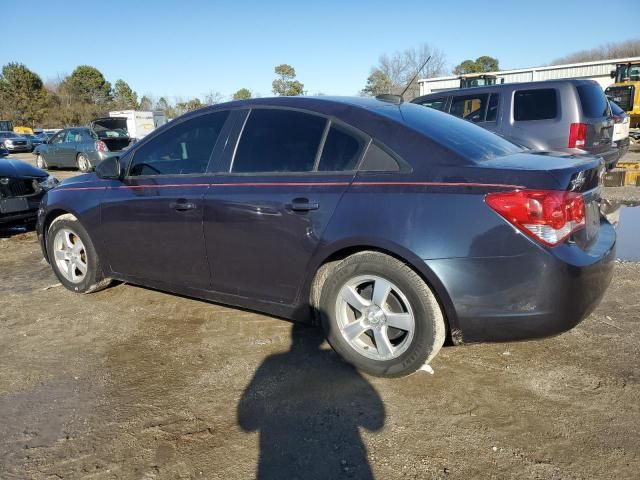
(108, 110, 167, 140)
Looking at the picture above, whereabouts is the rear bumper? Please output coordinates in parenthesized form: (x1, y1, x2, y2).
(89, 150, 121, 168)
(427, 221, 616, 344)
(614, 137, 630, 162)
(598, 146, 622, 170)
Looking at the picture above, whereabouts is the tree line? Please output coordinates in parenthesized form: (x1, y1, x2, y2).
(0, 63, 304, 128)
(2, 37, 636, 128)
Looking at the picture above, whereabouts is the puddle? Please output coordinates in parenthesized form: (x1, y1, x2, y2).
(601, 201, 640, 261)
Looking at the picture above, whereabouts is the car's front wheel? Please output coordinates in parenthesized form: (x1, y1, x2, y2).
(77, 153, 91, 172)
(319, 251, 446, 377)
(35, 154, 48, 170)
(46, 214, 111, 293)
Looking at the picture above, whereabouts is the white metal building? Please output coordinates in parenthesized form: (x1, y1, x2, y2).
(418, 56, 640, 95)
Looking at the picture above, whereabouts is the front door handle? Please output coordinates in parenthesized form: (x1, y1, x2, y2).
(286, 198, 319, 212)
(170, 200, 196, 211)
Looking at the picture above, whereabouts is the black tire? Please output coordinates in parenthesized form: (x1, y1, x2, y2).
(77, 153, 90, 172)
(319, 251, 445, 378)
(46, 214, 111, 293)
(35, 154, 48, 170)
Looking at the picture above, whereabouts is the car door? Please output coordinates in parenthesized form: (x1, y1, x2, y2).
(203, 108, 364, 304)
(44, 130, 66, 166)
(57, 129, 82, 167)
(98, 110, 232, 291)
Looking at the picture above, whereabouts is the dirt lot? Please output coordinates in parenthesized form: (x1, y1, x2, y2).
(1, 153, 640, 479)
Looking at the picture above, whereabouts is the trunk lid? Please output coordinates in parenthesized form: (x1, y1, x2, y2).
(481, 151, 605, 249)
(90, 117, 130, 152)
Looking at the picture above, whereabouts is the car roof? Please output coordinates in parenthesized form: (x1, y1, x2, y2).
(202, 95, 407, 120)
(412, 78, 597, 100)
(169, 95, 523, 168)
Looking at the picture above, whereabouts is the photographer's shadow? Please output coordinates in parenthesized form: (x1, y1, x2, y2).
(238, 323, 385, 480)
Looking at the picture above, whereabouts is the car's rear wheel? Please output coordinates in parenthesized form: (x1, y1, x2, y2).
(77, 153, 90, 172)
(319, 251, 446, 377)
(35, 154, 48, 170)
(46, 214, 111, 293)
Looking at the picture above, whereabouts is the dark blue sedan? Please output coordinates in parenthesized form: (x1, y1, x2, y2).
(36, 96, 615, 377)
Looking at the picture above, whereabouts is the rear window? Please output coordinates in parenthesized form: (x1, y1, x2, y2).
(514, 89, 557, 121)
(577, 84, 609, 118)
(398, 103, 523, 162)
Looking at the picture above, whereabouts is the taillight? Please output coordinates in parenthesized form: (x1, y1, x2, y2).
(95, 140, 108, 152)
(568, 123, 587, 148)
(485, 190, 586, 247)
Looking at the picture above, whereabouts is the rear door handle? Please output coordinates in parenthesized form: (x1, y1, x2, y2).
(170, 200, 196, 211)
(286, 198, 319, 212)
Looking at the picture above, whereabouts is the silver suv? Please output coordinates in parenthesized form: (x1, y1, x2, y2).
(411, 79, 620, 169)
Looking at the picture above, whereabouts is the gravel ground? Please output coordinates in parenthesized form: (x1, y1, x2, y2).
(1, 152, 639, 479)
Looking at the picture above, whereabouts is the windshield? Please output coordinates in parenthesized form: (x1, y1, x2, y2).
(398, 103, 523, 162)
(617, 64, 640, 82)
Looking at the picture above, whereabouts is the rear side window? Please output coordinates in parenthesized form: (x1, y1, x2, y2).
(418, 97, 448, 112)
(514, 89, 557, 121)
(317, 124, 365, 171)
(450, 94, 488, 123)
(129, 111, 229, 176)
(233, 109, 326, 173)
(576, 84, 609, 117)
(359, 142, 400, 171)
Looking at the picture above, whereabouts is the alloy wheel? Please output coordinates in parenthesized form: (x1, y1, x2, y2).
(52, 228, 88, 283)
(335, 275, 415, 361)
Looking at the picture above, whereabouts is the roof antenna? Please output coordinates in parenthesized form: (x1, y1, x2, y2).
(376, 55, 431, 105)
(400, 55, 431, 100)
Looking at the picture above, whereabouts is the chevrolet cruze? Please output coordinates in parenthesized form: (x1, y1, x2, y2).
(36, 96, 615, 377)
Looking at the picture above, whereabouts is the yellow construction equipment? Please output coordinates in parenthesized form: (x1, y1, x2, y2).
(459, 73, 501, 89)
(605, 61, 640, 128)
(13, 126, 33, 135)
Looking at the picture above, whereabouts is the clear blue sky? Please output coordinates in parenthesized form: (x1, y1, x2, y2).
(3, 0, 639, 100)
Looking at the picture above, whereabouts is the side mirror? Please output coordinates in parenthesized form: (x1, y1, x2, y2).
(95, 156, 121, 179)
(610, 70, 616, 79)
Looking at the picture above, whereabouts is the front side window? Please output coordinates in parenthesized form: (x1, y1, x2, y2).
(129, 111, 229, 176)
(514, 89, 557, 121)
(50, 131, 65, 144)
(232, 109, 326, 173)
(450, 94, 489, 123)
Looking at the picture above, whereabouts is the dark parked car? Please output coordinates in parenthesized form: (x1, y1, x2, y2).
(412, 79, 620, 169)
(1, 157, 58, 226)
(36, 97, 615, 377)
(22, 133, 47, 151)
(34, 118, 131, 172)
(0, 131, 31, 153)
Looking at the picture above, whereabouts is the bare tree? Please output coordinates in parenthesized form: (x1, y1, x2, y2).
(551, 39, 640, 65)
(203, 90, 225, 105)
(362, 44, 446, 99)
